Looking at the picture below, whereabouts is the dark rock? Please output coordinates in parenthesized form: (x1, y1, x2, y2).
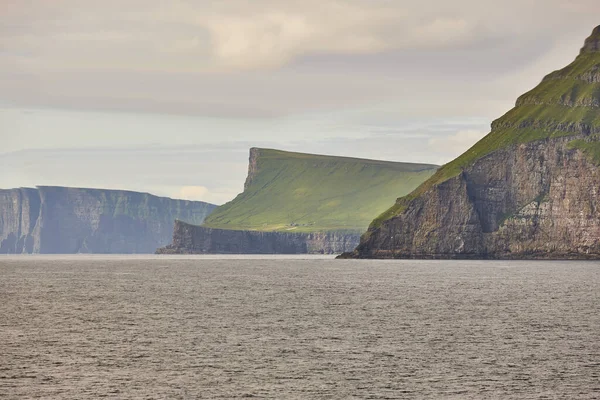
(581, 25, 600, 54)
(347, 136, 600, 259)
(344, 25, 600, 260)
(156, 220, 360, 254)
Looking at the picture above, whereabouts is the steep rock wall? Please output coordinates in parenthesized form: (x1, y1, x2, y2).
(346, 135, 600, 259)
(156, 221, 360, 254)
(0, 186, 216, 254)
(342, 25, 600, 260)
(0, 188, 41, 254)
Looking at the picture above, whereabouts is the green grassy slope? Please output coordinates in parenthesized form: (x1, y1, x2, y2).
(202, 148, 438, 232)
(372, 25, 600, 228)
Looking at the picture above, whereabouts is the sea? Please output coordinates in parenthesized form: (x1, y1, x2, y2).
(1, 255, 599, 399)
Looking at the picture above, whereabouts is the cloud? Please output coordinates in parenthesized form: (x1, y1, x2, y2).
(1, 1, 600, 119)
(178, 185, 209, 201)
(7, 0, 597, 73)
(1, 1, 480, 71)
(176, 186, 241, 205)
(200, 4, 472, 70)
(3, 2, 600, 204)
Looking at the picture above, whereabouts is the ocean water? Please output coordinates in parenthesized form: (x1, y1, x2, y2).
(1, 256, 599, 399)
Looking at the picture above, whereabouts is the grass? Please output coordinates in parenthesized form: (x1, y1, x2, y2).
(201, 149, 438, 232)
(369, 47, 600, 229)
(568, 138, 600, 165)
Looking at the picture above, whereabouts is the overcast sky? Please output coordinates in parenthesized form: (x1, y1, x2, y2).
(1, 1, 599, 204)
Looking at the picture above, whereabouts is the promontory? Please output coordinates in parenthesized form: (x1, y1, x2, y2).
(341, 25, 600, 259)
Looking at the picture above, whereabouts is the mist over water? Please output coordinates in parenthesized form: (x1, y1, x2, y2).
(1, 256, 599, 399)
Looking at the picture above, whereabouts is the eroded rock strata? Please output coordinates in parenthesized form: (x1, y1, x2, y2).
(342, 25, 600, 260)
(0, 186, 216, 254)
(156, 220, 360, 254)
(344, 137, 600, 259)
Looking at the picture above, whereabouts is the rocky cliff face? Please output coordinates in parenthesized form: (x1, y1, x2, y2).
(347, 136, 600, 259)
(0, 186, 216, 254)
(157, 220, 360, 254)
(243, 147, 261, 191)
(581, 25, 600, 54)
(343, 25, 600, 260)
(158, 147, 436, 254)
(0, 188, 41, 254)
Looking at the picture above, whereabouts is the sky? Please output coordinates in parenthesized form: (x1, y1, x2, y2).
(1, 1, 599, 204)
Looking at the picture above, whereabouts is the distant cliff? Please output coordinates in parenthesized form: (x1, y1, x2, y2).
(156, 220, 360, 254)
(342, 25, 600, 260)
(0, 186, 216, 254)
(158, 147, 437, 254)
(202, 148, 438, 232)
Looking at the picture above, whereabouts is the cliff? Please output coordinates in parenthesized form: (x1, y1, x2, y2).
(342, 25, 600, 260)
(159, 148, 437, 254)
(0, 188, 42, 254)
(156, 220, 360, 254)
(203, 148, 438, 232)
(0, 186, 216, 254)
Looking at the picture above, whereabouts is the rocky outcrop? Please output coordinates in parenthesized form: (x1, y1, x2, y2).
(342, 25, 600, 260)
(158, 147, 437, 254)
(343, 135, 600, 259)
(156, 220, 360, 254)
(581, 25, 600, 54)
(243, 147, 261, 191)
(0, 186, 216, 254)
(203, 148, 437, 232)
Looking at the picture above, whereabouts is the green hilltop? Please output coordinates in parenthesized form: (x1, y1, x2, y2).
(372, 25, 600, 228)
(202, 148, 438, 232)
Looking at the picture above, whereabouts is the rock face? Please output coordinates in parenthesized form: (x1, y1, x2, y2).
(343, 25, 600, 260)
(0, 188, 42, 254)
(158, 147, 436, 254)
(243, 147, 261, 191)
(347, 137, 600, 259)
(156, 220, 360, 254)
(0, 186, 216, 254)
(581, 25, 600, 54)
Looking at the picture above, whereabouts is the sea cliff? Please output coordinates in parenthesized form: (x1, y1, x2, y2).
(342, 25, 600, 260)
(157, 147, 437, 254)
(0, 186, 216, 254)
(343, 135, 600, 259)
(156, 220, 360, 254)
(202, 148, 438, 232)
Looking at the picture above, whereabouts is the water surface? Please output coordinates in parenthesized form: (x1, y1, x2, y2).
(1, 256, 599, 399)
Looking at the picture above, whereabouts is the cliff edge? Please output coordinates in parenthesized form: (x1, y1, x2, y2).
(157, 220, 359, 254)
(342, 25, 600, 260)
(203, 148, 438, 232)
(0, 186, 216, 254)
(158, 148, 437, 254)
